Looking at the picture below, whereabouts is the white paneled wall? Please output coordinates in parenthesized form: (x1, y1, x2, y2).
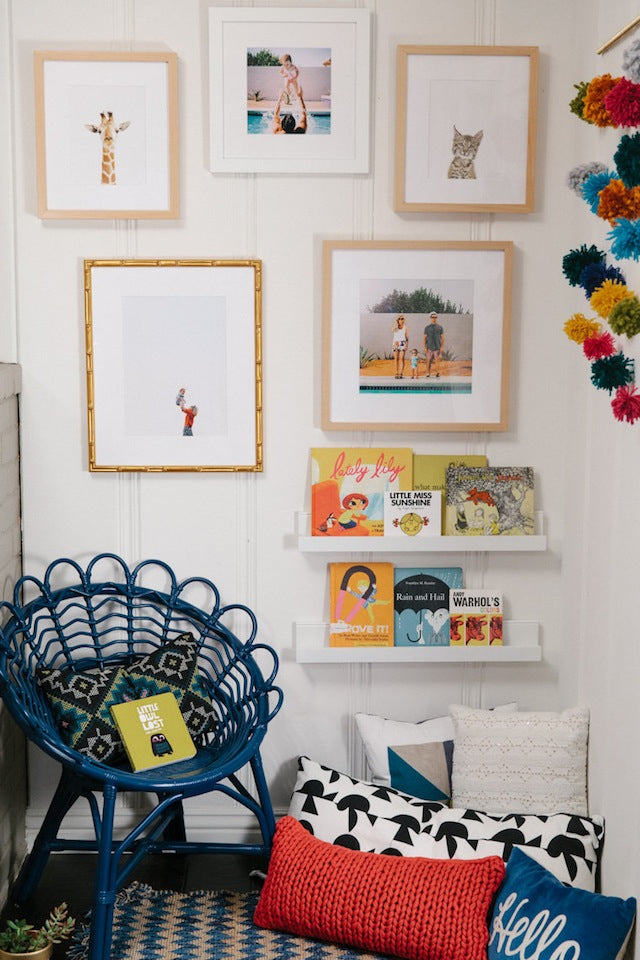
(2, 0, 640, 945)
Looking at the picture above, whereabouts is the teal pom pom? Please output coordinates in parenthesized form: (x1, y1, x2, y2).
(580, 262, 626, 296)
(608, 218, 640, 260)
(562, 244, 606, 285)
(609, 294, 640, 336)
(614, 132, 640, 187)
(582, 170, 615, 211)
(590, 352, 635, 392)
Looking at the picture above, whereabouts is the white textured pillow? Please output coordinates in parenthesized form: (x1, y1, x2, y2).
(450, 704, 589, 816)
(355, 702, 517, 786)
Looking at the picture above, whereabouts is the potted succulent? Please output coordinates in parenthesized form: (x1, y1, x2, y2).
(0, 903, 75, 960)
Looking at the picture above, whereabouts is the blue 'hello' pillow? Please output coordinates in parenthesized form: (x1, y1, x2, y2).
(488, 847, 636, 960)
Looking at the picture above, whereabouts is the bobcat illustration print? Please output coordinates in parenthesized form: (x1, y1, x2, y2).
(447, 126, 483, 179)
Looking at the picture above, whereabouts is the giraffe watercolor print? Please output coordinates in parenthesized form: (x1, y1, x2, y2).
(84, 111, 131, 185)
(34, 51, 179, 218)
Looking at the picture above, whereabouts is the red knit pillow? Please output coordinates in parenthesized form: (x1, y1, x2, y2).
(254, 816, 505, 960)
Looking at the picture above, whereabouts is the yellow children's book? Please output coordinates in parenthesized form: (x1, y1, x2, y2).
(413, 454, 488, 534)
(329, 561, 395, 647)
(110, 691, 196, 772)
(311, 447, 413, 537)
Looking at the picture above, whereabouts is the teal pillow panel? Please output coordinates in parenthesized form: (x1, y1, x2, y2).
(488, 848, 636, 960)
(388, 740, 454, 803)
(38, 663, 132, 763)
(125, 633, 217, 738)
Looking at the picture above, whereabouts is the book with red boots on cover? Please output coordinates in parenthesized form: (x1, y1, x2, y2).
(311, 447, 413, 537)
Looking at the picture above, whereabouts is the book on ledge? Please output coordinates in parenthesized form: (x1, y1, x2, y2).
(110, 691, 196, 771)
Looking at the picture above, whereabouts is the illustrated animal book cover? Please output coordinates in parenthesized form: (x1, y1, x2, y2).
(110, 691, 196, 771)
(329, 562, 395, 647)
(393, 567, 463, 647)
(444, 465, 535, 536)
(449, 590, 503, 647)
(311, 448, 413, 537)
(383, 490, 441, 538)
(412, 454, 488, 534)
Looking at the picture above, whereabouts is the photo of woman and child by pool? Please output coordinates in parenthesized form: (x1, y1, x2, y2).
(246, 46, 331, 135)
(359, 279, 474, 394)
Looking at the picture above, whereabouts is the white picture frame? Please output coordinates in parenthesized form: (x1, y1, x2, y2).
(394, 45, 538, 213)
(84, 260, 262, 472)
(209, 7, 371, 173)
(34, 51, 179, 219)
(322, 240, 513, 432)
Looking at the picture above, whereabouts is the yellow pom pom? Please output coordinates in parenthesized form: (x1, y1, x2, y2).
(590, 279, 630, 318)
(564, 313, 602, 343)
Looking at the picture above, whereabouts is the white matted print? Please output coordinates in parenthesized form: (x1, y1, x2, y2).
(322, 241, 512, 432)
(395, 46, 538, 213)
(209, 8, 370, 172)
(34, 52, 179, 219)
(85, 260, 262, 471)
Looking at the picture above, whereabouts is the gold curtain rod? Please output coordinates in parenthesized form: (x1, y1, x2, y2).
(598, 14, 640, 54)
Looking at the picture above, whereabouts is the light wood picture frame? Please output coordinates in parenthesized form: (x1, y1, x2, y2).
(85, 260, 262, 472)
(394, 45, 538, 213)
(35, 51, 179, 219)
(208, 7, 371, 173)
(322, 240, 512, 432)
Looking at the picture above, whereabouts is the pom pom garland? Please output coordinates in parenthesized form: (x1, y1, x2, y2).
(564, 314, 601, 343)
(612, 384, 640, 423)
(569, 81, 590, 120)
(579, 262, 626, 297)
(565, 42, 640, 424)
(608, 217, 640, 261)
(590, 279, 629, 317)
(581, 170, 615, 213)
(582, 74, 621, 127)
(562, 244, 606, 285)
(613, 132, 640, 188)
(608, 295, 640, 336)
(596, 178, 640, 224)
(583, 331, 616, 360)
(567, 161, 609, 195)
(622, 39, 640, 84)
(590, 352, 635, 392)
(604, 77, 640, 127)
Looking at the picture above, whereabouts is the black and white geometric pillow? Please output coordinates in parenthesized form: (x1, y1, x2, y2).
(288, 757, 605, 892)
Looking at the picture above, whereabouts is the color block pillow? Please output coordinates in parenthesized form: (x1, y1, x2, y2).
(488, 848, 636, 960)
(38, 663, 132, 763)
(450, 704, 589, 815)
(356, 702, 517, 801)
(255, 815, 505, 960)
(125, 633, 218, 738)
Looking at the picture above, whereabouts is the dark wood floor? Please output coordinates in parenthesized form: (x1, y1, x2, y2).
(1, 851, 268, 958)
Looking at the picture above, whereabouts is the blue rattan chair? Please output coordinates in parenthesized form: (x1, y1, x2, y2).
(0, 554, 283, 960)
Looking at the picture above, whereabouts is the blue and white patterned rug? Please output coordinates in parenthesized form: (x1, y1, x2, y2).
(67, 882, 386, 960)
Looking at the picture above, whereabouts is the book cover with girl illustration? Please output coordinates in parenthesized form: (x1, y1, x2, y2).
(329, 562, 394, 647)
(311, 447, 413, 537)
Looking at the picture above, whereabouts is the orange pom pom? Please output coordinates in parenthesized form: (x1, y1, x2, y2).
(583, 74, 622, 127)
(597, 178, 640, 224)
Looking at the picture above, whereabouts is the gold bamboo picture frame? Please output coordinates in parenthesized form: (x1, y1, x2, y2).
(35, 51, 179, 219)
(322, 240, 512, 432)
(84, 260, 262, 472)
(394, 45, 538, 214)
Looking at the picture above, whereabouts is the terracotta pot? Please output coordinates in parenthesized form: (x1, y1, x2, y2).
(0, 942, 53, 960)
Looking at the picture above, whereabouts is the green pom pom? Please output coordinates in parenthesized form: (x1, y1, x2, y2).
(614, 132, 640, 188)
(590, 352, 635, 392)
(569, 80, 590, 120)
(609, 294, 640, 337)
(562, 244, 606, 285)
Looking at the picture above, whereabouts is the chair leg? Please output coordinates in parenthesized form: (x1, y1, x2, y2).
(11, 768, 81, 903)
(250, 752, 276, 850)
(88, 783, 118, 960)
(156, 795, 186, 842)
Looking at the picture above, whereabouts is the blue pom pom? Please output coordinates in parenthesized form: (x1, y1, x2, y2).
(582, 170, 616, 212)
(579, 262, 626, 296)
(608, 217, 640, 261)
